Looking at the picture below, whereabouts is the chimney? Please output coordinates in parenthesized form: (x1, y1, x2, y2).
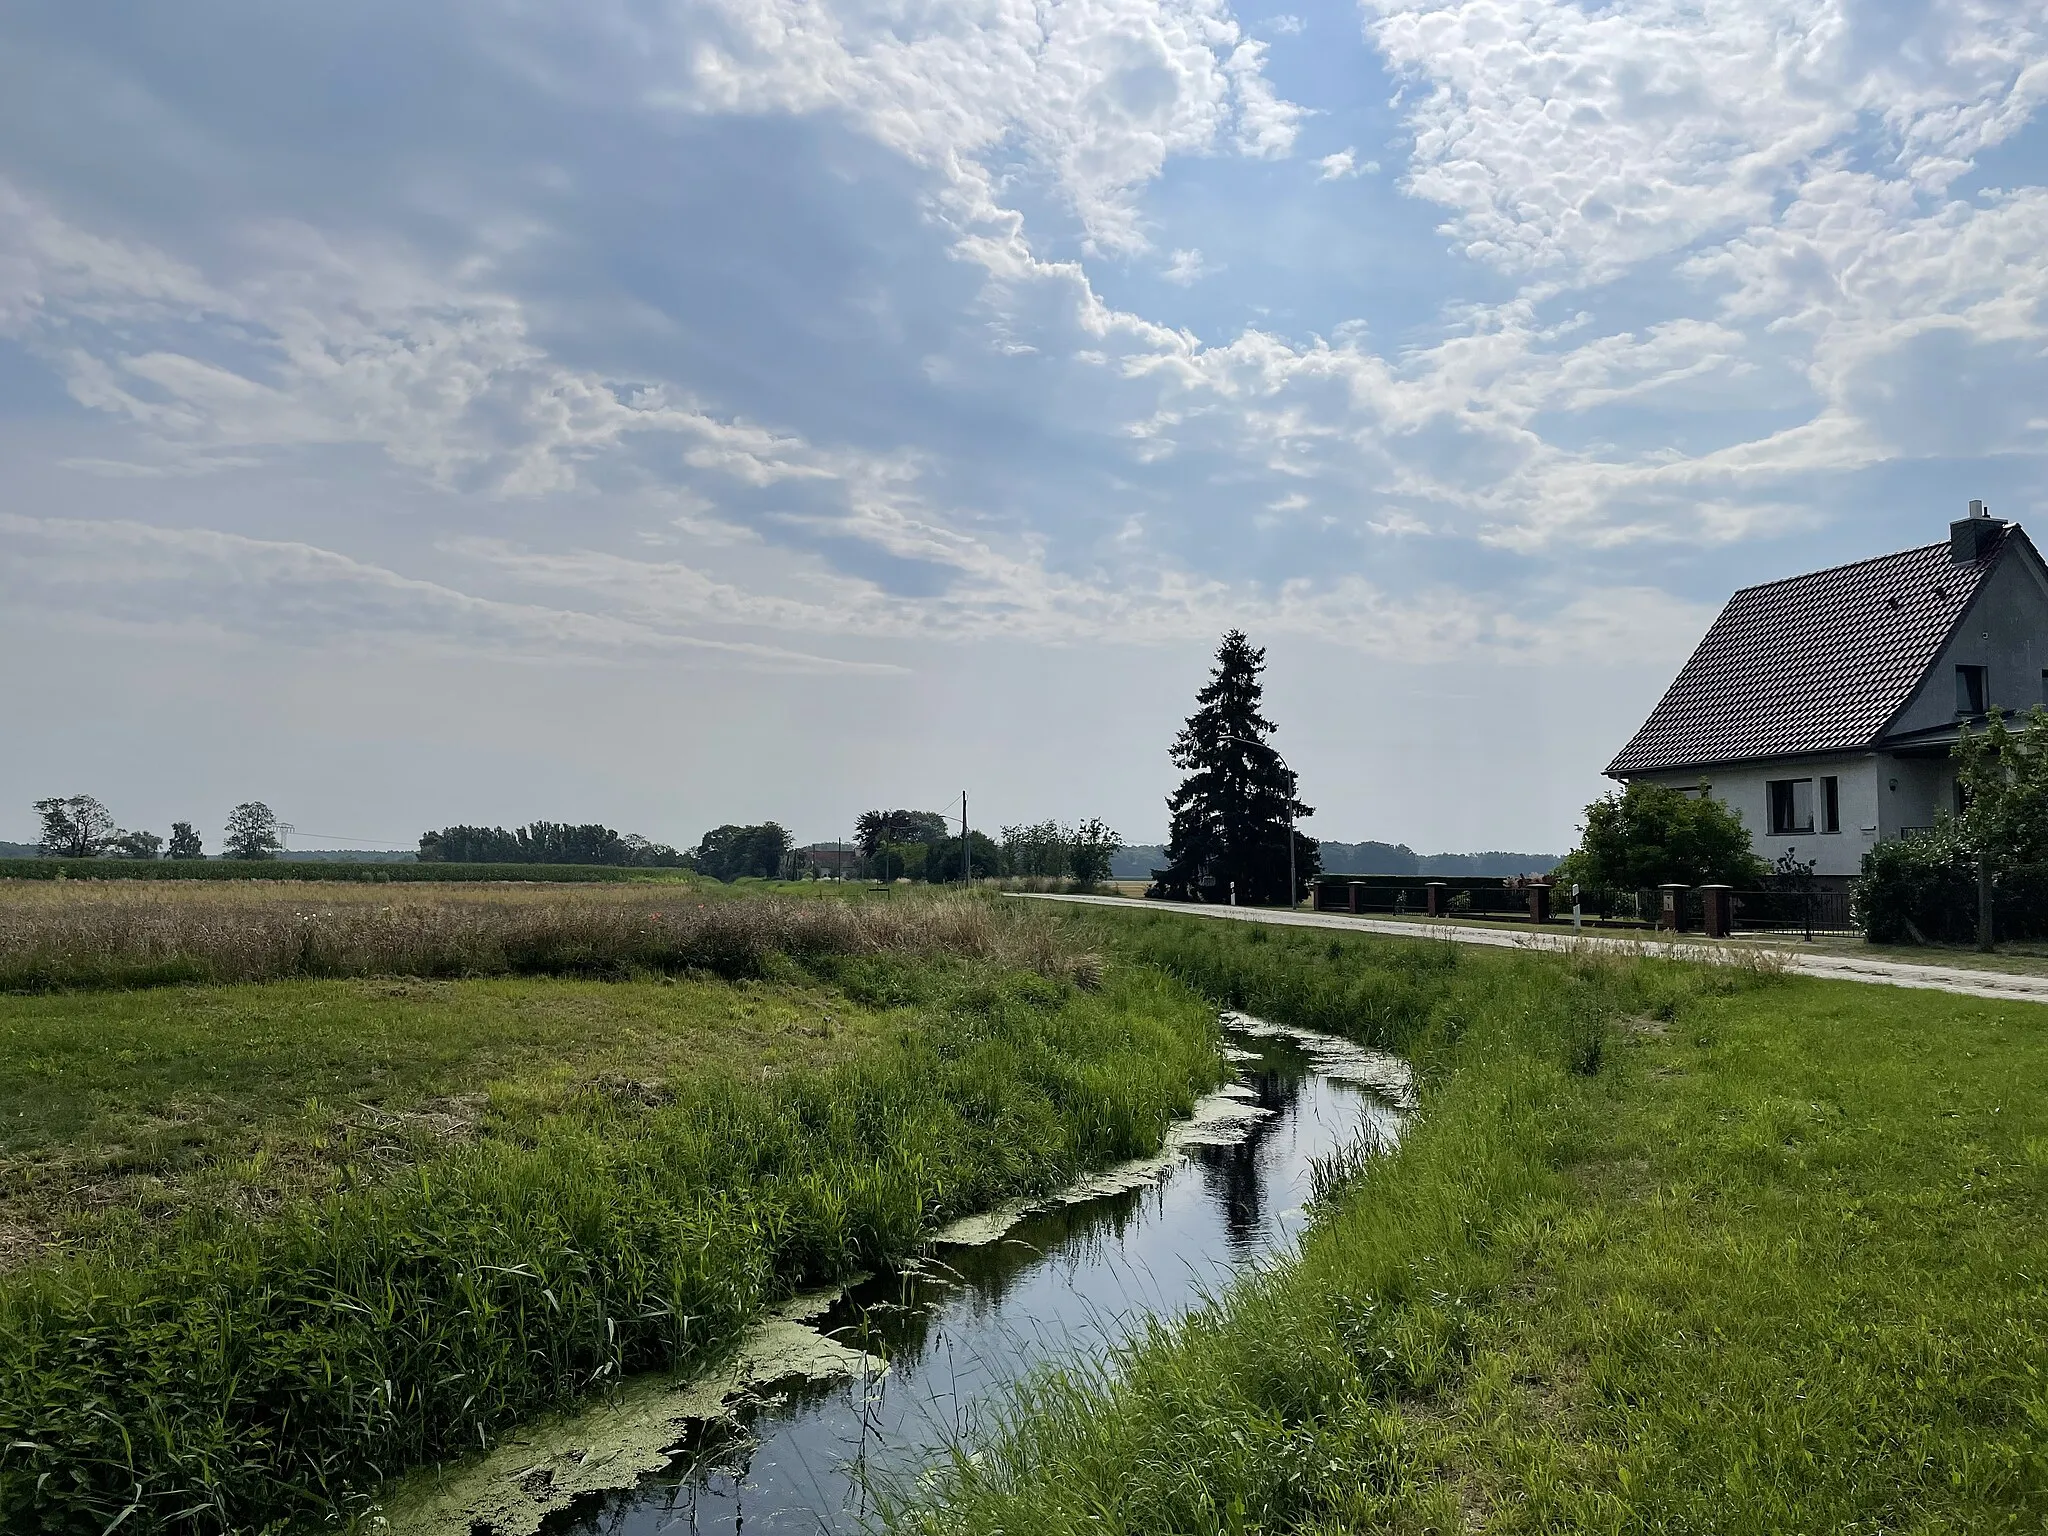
(1951, 499, 2007, 563)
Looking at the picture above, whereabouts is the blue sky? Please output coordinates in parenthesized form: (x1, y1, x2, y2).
(4, 0, 2048, 854)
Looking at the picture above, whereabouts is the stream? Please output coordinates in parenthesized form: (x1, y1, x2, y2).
(535, 1016, 1411, 1536)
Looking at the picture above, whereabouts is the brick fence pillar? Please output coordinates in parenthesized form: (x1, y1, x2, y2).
(1347, 881, 1362, 914)
(1660, 882, 1690, 933)
(1425, 881, 1448, 918)
(1699, 885, 1732, 939)
(1527, 880, 1552, 924)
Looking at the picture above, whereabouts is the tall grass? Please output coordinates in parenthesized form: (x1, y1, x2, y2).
(889, 911, 2048, 1536)
(0, 886, 1098, 992)
(0, 962, 1216, 1535)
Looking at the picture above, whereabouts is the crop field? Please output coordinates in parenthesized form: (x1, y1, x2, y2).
(0, 883, 1218, 1535)
(888, 913, 2048, 1535)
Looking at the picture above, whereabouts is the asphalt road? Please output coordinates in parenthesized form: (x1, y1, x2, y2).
(1017, 892, 2048, 1007)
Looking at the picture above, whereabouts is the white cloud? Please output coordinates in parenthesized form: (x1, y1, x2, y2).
(1163, 247, 1211, 284)
(1317, 148, 1368, 180)
(0, 513, 892, 672)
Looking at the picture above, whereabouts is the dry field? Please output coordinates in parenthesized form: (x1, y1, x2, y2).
(0, 880, 1100, 990)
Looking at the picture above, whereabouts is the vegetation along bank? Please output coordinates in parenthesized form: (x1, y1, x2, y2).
(885, 912, 2048, 1534)
(0, 889, 1221, 1534)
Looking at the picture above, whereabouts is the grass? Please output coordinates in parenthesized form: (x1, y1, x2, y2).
(0, 893, 1219, 1536)
(0, 882, 1098, 992)
(0, 974, 915, 1266)
(0, 859, 696, 883)
(887, 911, 2048, 1535)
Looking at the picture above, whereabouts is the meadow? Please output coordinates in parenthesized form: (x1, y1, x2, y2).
(890, 914, 2048, 1534)
(0, 884, 1216, 1535)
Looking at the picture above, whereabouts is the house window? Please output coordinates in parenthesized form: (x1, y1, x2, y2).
(1768, 778, 1814, 835)
(1957, 664, 1988, 715)
(1822, 775, 1840, 833)
(2040, 668, 2047, 706)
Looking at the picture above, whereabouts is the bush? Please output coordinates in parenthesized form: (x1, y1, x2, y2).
(1854, 825, 2048, 943)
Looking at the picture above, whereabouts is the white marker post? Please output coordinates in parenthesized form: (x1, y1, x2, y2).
(1572, 882, 1582, 934)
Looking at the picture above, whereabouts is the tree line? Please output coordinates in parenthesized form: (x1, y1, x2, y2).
(28, 797, 284, 860)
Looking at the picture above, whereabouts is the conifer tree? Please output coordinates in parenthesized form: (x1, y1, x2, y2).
(1155, 631, 1319, 904)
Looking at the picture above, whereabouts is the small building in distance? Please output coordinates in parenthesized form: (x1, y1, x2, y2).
(1607, 503, 2048, 883)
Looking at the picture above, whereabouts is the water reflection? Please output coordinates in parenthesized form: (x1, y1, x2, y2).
(552, 1024, 1403, 1536)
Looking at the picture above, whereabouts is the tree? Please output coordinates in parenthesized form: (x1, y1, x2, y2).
(1155, 631, 1319, 905)
(693, 823, 793, 882)
(924, 830, 1001, 883)
(999, 820, 1069, 878)
(1954, 706, 2048, 864)
(167, 822, 205, 860)
(855, 810, 948, 860)
(34, 796, 116, 858)
(1552, 780, 1767, 891)
(110, 829, 164, 860)
(1068, 817, 1122, 887)
(224, 802, 282, 861)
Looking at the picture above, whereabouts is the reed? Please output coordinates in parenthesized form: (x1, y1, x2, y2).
(0, 885, 1099, 992)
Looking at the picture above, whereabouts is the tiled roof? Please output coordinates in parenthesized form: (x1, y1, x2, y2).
(1606, 528, 2019, 776)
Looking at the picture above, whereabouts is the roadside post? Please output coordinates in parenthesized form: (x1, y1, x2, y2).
(1571, 882, 1582, 933)
(1979, 854, 1995, 952)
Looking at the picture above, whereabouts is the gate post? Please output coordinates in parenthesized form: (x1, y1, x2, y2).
(1425, 881, 1448, 918)
(1659, 882, 1690, 933)
(1347, 881, 1362, 914)
(1527, 880, 1552, 924)
(1699, 885, 1732, 939)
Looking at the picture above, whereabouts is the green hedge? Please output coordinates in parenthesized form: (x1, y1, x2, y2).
(1854, 836, 2048, 943)
(0, 859, 693, 884)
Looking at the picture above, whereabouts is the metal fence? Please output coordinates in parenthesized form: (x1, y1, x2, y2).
(1727, 887, 1857, 938)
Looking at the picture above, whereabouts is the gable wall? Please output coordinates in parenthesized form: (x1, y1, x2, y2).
(1887, 545, 2048, 736)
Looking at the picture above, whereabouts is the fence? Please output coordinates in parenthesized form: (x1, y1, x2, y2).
(1309, 875, 1861, 939)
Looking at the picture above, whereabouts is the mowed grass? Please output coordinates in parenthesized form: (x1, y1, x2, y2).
(0, 974, 898, 1265)
(890, 916, 2048, 1535)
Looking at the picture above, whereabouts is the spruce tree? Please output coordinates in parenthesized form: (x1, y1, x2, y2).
(1156, 631, 1319, 905)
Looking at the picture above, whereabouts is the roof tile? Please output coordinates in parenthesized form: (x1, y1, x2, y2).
(1606, 529, 2015, 777)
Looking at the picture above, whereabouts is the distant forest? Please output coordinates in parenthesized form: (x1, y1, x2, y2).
(1108, 841, 1561, 880)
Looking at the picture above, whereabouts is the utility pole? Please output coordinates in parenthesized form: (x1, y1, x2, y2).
(961, 790, 970, 886)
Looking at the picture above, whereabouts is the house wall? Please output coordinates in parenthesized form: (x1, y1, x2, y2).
(1874, 753, 1955, 839)
(1887, 544, 2048, 735)
(1639, 756, 1880, 880)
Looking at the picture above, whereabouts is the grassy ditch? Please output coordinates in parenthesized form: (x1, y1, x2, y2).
(0, 918, 1220, 1534)
(890, 912, 2048, 1534)
(0, 883, 1091, 993)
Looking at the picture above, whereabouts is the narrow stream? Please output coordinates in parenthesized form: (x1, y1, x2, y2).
(547, 1017, 1410, 1536)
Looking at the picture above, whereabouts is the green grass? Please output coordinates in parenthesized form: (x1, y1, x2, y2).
(0, 973, 914, 1261)
(0, 955, 1221, 1535)
(888, 912, 2048, 1535)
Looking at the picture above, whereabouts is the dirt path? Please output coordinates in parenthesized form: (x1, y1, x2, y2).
(1019, 893, 2048, 1007)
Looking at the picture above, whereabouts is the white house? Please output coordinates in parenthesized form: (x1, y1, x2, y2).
(1607, 504, 2048, 883)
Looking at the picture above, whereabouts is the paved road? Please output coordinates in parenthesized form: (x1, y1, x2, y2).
(1018, 892, 2048, 1007)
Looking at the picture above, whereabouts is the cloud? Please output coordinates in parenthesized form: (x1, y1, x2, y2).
(1163, 247, 1212, 284)
(1317, 148, 1374, 180)
(0, 513, 893, 673)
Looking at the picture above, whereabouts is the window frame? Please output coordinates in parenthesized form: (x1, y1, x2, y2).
(1821, 775, 1840, 834)
(1768, 777, 1815, 836)
(1957, 664, 1988, 716)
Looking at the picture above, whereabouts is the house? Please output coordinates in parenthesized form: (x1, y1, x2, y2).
(1606, 503, 2048, 884)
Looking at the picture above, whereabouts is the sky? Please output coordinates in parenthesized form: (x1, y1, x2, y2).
(4, 0, 2048, 855)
